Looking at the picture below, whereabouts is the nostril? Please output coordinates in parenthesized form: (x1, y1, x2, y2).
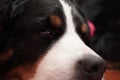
(90, 65, 100, 74)
(83, 64, 100, 74)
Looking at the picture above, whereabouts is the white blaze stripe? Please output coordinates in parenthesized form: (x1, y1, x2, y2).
(59, 0, 75, 33)
(56, 0, 99, 57)
(34, 0, 101, 80)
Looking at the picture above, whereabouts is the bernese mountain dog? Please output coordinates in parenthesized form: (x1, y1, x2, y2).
(89, 0, 120, 69)
(0, 0, 106, 80)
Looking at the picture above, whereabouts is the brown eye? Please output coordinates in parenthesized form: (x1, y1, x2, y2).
(40, 31, 50, 35)
(40, 31, 53, 38)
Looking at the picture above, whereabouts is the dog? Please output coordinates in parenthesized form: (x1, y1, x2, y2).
(0, 0, 106, 80)
(88, 0, 120, 69)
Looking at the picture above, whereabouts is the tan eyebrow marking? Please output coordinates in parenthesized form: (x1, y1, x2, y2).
(50, 15, 62, 27)
(81, 23, 88, 33)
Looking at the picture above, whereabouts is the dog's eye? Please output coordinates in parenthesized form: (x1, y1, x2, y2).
(40, 31, 53, 38)
(40, 31, 50, 35)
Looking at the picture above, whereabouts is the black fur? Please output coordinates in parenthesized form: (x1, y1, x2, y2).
(89, 0, 120, 62)
(0, 0, 67, 75)
(74, 0, 120, 62)
(0, 0, 93, 76)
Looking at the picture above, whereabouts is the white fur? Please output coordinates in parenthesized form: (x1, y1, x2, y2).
(34, 0, 102, 80)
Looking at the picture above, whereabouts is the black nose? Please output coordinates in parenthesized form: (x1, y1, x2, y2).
(78, 54, 106, 80)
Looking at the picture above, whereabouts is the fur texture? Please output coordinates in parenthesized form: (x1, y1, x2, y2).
(89, 0, 120, 62)
(0, 0, 106, 80)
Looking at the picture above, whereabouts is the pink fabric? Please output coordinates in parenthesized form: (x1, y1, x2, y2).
(88, 21, 96, 38)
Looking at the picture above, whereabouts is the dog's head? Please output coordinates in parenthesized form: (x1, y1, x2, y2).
(0, 0, 106, 80)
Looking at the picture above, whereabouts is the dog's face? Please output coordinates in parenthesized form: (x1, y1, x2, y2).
(0, 0, 106, 80)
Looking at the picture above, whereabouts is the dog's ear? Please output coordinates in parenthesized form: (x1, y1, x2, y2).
(74, 0, 102, 21)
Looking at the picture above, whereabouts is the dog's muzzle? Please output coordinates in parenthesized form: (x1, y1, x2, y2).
(75, 54, 106, 80)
